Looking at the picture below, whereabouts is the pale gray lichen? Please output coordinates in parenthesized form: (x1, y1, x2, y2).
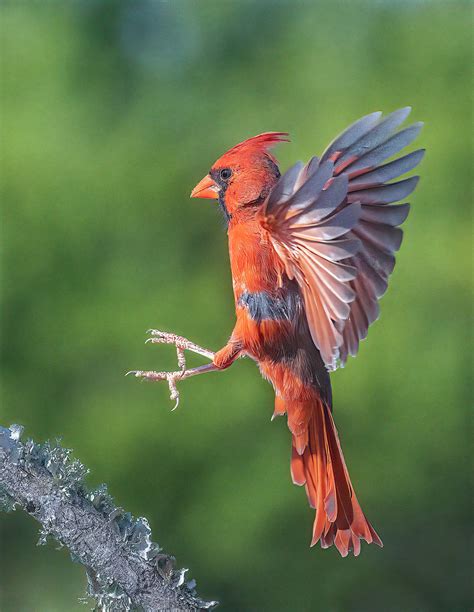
(0, 425, 218, 611)
(0, 485, 17, 512)
(85, 568, 135, 612)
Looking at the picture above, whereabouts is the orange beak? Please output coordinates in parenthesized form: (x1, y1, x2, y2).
(190, 174, 219, 199)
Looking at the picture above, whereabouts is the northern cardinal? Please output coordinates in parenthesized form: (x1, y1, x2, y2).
(131, 108, 423, 556)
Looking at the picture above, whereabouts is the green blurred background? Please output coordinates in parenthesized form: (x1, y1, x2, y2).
(0, 1, 471, 610)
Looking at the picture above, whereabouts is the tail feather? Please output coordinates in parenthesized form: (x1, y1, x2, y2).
(288, 396, 382, 556)
(290, 445, 306, 486)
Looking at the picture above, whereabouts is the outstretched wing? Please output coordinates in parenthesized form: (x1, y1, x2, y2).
(262, 107, 424, 370)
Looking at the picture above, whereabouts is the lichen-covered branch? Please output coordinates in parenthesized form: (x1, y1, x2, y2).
(0, 425, 217, 611)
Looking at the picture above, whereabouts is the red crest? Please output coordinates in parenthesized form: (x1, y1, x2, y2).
(217, 132, 290, 165)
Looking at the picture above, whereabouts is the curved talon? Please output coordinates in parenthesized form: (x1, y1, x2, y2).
(167, 374, 181, 410)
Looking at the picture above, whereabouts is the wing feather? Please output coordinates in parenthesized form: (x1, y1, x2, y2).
(346, 176, 419, 205)
(359, 203, 410, 226)
(348, 150, 425, 190)
(354, 221, 404, 255)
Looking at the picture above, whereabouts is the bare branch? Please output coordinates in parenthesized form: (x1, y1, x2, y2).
(0, 424, 217, 611)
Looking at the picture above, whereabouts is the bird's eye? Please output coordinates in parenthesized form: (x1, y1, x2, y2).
(220, 168, 232, 181)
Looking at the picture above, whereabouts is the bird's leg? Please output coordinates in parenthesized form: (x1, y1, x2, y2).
(127, 329, 218, 409)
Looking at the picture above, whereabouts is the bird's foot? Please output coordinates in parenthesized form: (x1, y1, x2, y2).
(126, 368, 183, 409)
(127, 329, 217, 409)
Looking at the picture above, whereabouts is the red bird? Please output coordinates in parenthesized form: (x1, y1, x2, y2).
(131, 108, 423, 556)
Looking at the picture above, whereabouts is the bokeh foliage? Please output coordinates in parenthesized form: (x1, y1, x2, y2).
(0, 1, 471, 610)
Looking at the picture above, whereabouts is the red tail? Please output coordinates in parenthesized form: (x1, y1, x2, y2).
(289, 397, 383, 556)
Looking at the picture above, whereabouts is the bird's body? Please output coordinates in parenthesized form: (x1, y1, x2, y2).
(208, 144, 381, 556)
(140, 109, 423, 556)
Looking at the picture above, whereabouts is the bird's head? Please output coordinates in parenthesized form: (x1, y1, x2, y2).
(190, 132, 289, 223)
